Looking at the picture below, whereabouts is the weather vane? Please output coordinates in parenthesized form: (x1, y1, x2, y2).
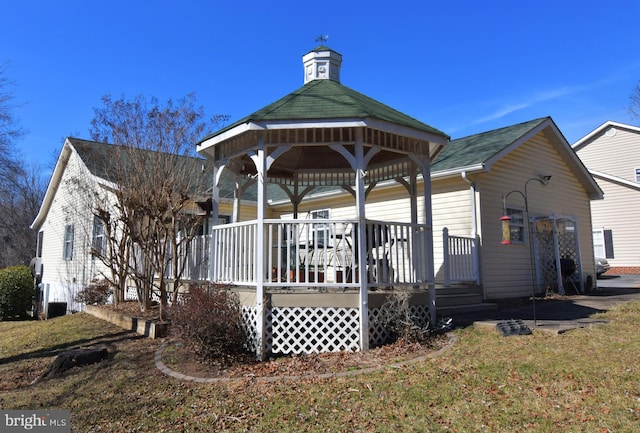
(315, 34, 329, 44)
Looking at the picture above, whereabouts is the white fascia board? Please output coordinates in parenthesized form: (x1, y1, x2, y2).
(197, 122, 255, 152)
(197, 117, 448, 151)
(30, 140, 74, 230)
(572, 121, 640, 150)
(430, 164, 486, 180)
(590, 169, 640, 191)
(93, 175, 118, 190)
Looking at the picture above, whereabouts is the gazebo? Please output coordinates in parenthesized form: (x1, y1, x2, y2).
(196, 46, 448, 359)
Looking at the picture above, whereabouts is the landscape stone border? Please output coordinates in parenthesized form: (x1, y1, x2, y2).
(85, 305, 170, 339)
(154, 333, 458, 383)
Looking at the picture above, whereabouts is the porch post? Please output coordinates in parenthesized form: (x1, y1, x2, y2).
(354, 130, 369, 351)
(412, 155, 436, 326)
(209, 163, 221, 282)
(253, 135, 267, 359)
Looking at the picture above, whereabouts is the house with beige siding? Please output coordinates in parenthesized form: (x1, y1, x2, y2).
(430, 117, 603, 300)
(280, 117, 604, 304)
(572, 121, 640, 274)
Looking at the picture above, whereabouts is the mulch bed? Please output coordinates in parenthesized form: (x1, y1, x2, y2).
(161, 335, 451, 380)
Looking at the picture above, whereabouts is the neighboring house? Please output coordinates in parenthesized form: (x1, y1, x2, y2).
(572, 121, 640, 274)
(30, 138, 255, 317)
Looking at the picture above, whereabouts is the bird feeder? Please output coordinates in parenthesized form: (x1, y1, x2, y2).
(500, 215, 512, 245)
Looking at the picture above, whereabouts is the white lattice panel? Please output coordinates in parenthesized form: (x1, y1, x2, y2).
(270, 307, 360, 354)
(242, 302, 432, 357)
(241, 306, 274, 355)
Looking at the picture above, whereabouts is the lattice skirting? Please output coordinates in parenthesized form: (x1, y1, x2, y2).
(241, 302, 432, 356)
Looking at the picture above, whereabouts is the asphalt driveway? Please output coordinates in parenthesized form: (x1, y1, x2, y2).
(450, 274, 640, 333)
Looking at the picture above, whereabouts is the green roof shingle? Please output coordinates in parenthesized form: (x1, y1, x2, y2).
(200, 79, 448, 143)
(431, 117, 549, 172)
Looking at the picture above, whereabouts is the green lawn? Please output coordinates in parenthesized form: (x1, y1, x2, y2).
(1, 304, 640, 432)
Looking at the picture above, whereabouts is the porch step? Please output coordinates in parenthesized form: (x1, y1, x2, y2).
(435, 284, 483, 296)
(436, 302, 498, 316)
(434, 283, 496, 315)
(435, 285, 483, 307)
(436, 292, 483, 307)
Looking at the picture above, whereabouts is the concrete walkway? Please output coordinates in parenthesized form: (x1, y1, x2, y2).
(448, 274, 640, 334)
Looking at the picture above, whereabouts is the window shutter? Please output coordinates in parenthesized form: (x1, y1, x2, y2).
(604, 229, 614, 259)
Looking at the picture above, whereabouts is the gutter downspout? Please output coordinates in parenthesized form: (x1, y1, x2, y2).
(461, 171, 478, 238)
(461, 171, 481, 289)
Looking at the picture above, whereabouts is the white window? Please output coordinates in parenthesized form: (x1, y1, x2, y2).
(593, 228, 614, 259)
(506, 207, 525, 244)
(92, 217, 106, 259)
(36, 231, 44, 258)
(311, 209, 330, 248)
(635, 168, 640, 183)
(63, 224, 74, 260)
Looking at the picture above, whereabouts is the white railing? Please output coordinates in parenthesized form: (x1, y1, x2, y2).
(204, 219, 431, 289)
(442, 227, 480, 286)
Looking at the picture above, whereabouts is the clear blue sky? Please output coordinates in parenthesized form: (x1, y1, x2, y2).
(3, 0, 639, 170)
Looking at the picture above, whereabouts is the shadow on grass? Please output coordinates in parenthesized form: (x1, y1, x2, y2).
(0, 330, 143, 366)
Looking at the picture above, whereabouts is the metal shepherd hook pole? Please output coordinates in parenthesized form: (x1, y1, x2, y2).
(501, 175, 552, 327)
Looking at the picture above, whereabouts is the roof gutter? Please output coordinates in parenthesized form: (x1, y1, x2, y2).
(431, 163, 486, 180)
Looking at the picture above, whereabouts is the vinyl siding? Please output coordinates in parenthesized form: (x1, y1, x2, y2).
(431, 178, 474, 283)
(39, 149, 110, 312)
(589, 176, 640, 267)
(478, 132, 596, 299)
(577, 127, 640, 183)
(270, 183, 425, 223)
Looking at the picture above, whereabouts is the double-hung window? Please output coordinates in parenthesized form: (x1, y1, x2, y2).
(635, 168, 640, 183)
(92, 217, 106, 259)
(505, 207, 525, 244)
(63, 224, 74, 260)
(311, 209, 330, 248)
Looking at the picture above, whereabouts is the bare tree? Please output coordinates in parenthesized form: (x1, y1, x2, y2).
(0, 163, 47, 268)
(629, 81, 640, 120)
(0, 61, 24, 189)
(0, 62, 45, 269)
(88, 94, 226, 318)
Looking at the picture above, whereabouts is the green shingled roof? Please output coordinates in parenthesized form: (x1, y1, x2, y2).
(201, 79, 448, 142)
(431, 117, 550, 172)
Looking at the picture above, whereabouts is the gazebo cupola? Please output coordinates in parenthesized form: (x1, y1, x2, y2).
(197, 46, 449, 359)
(303, 46, 342, 83)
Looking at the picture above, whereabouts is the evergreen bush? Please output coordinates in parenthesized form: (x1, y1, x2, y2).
(0, 265, 34, 320)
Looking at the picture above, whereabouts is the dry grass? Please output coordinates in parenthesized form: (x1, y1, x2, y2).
(1, 303, 640, 432)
